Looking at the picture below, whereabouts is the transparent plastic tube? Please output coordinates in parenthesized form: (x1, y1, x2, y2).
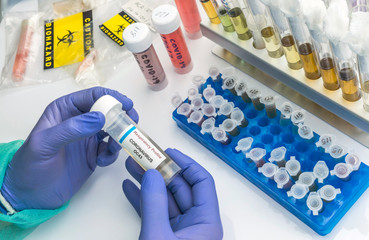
(218, 102, 235, 117)
(222, 75, 238, 95)
(318, 185, 341, 202)
(357, 54, 369, 110)
(313, 161, 329, 183)
(315, 134, 336, 150)
(202, 103, 217, 117)
(200, 0, 222, 24)
(231, 107, 248, 127)
(258, 162, 278, 179)
(201, 117, 216, 134)
(274, 168, 292, 189)
(90, 95, 181, 184)
(279, 102, 293, 126)
(345, 153, 361, 171)
(209, 65, 221, 81)
(306, 192, 323, 215)
(297, 172, 317, 191)
(203, 85, 217, 102)
(217, 5, 236, 32)
(191, 96, 205, 110)
(291, 110, 306, 133)
(246, 148, 266, 167)
(326, 144, 346, 159)
(243, 4, 265, 49)
(269, 146, 287, 167)
(220, 119, 240, 136)
(235, 79, 251, 102)
(187, 110, 205, 126)
(192, 75, 207, 89)
(221, 0, 252, 40)
(287, 183, 309, 200)
(260, 95, 277, 118)
(298, 125, 316, 143)
(235, 137, 253, 153)
(187, 87, 200, 100)
(331, 163, 353, 181)
(212, 127, 231, 144)
(210, 95, 226, 108)
(285, 156, 301, 180)
(247, 88, 264, 110)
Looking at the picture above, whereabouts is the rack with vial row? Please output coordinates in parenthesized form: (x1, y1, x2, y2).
(172, 68, 369, 235)
(197, 0, 369, 138)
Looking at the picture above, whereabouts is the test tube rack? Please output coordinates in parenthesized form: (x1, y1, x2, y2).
(199, 20, 369, 148)
(172, 76, 369, 235)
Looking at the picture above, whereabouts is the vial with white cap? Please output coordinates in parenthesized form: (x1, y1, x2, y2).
(235, 137, 253, 153)
(298, 125, 315, 143)
(190, 96, 204, 110)
(231, 107, 248, 127)
(211, 127, 231, 145)
(297, 172, 317, 192)
(274, 167, 292, 189)
(313, 161, 329, 183)
(260, 95, 278, 118)
(315, 134, 336, 151)
(200, 117, 216, 135)
(222, 76, 238, 95)
(152, 4, 193, 74)
(287, 183, 309, 200)
(90, 95, 181, 184)
(246, 148, 267, 167)
(269, 146, 287, 167)
(187, 110, 205, 126)
(203, 85, 216, 102)
(208, 65, 220, 82)
(279, 102, 293, 126)
(220, 119, 240, 136)
(318, 185, 341, 203)
(291, 110, 306, 134)
(177, 102, 192, 117)
(217, 102, 234, 117)
(210, 95, 226, 109)
(123, 23, 167, 91)
(235, 79, 251, 103)
(285, 156, 301, 180)
(201, 103, 217, 117)
(345, 153, 361, 171)
(247, 88, 264, 110)
(326, 144, 346, 160)
(306, 192, 323, 215)
(331, 163, 353, 181)
(258, 162, 278, 179)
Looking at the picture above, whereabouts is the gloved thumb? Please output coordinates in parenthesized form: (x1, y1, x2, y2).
(139, 169, 173, 239)
(40, 111, 105, 154)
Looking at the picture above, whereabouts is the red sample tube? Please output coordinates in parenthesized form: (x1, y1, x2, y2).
(12, 19, 34, 82)
(174, 0, 202, 39)
(152, 4, 193, 74)
(123, 23, 168, 91)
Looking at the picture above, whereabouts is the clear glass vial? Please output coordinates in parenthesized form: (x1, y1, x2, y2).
(90, 95, 181, 184)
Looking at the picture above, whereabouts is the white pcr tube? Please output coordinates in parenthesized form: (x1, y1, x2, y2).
(269, 146, 287, 167)
(313, 161, 329, 183)
(306, 192, 323, 216)
(285, 156, 301, 180)
(287, 183, 309, 200)
(91, 95, 181, 184)
(318, 185, 341, 203)
(235, 137, 254, 153)
(203, 85, 216, 102)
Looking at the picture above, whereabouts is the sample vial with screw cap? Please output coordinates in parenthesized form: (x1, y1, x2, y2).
(123, 23, 167, 91)
(90, 95, 181, 184)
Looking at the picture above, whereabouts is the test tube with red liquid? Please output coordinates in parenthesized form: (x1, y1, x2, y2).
(174, 0, 202, 39)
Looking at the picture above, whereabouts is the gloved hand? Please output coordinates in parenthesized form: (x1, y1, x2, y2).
(123, 148, 223, 240)
(1, 87, 138, 211)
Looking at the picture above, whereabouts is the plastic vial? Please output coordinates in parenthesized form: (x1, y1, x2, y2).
(247, 88, 264, 110)
(235, 137, 253, 153)
(222, 0, 252, 40)
(260, 95, 277, 118)
(152, 5, 193, 74)
(187, 86, 199, 101)
(123, 23, 167, 91)
(279, 102, 293, 126)
(187, 110, 205, 126)
(177, 102, 193, 117)
(222, 76, 238, 95)
(297, 172, 317, 192)
(220, 119, 240, 136)
(173, 0, 202, 39)
(200, 117, 216, 135)
(285, 156, 301, 181)
(313, 161, 329, 184)
(315, 134, 336, 151)
(258, 163, 278, 179)
(298, 125, 315, 143)
(231, 107, 248, 127)
(234, 79, 251, 103)
(291, 110, 305, 134)
(209, 65, 221, 82)
(357, 54, 369, 111)
(269, 147, 287, 167)
(192, 75, 206, 89)
(318, 185, 341, 203)
(171, 93, 183, 108)
(217, 5, 236, 32)
(218, 102, 235, 117)
(190, 96, 204, 110)
(210, 95, 226, 109)
(331, 163, 353, 181)
(306, 192, 323, 215)
(211, 127, 231, 145)
(243, 4, 266, 49)
(203, 85, 217, 102)
(246, 148, 267, 167)
(287, 183, 309, 200)
(90, 95, 181, 184)
(202, 103, 217, 117)
(200, 0, 221, 24)
(274, 168, 292, 189)
(326, 144, 345, 160)
(345, 153, 361, 171)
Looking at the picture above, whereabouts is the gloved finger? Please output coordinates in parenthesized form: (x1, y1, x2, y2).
(166, 148, 219, 208)
(140, 170, 173, 237)
(96, 140, 120, 167)
(167, 172, 193, 214)
(126, 108, 139, 124)
(97, 130, 109, 142)
(122, 179, 141, 216)
(40, 111, 105, 155)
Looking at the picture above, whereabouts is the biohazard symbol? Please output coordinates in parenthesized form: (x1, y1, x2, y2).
(115, 24, 125, 35)
(57, 30, 77, 47)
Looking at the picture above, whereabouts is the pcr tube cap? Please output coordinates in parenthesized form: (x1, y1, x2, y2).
(235, 79, 248, 96)
(316, 134, 336, 149)
(235, 137, 254, 152)
(221, 76, 238, 90)
(297, 172, 316, 188)
(190, 96, 204, 110)
(203, 85, 216, 102)
(313, 161, 329, 183)
(326, 144, 345, 159)
(192, 75, 206, 87)
(220, 119, 237, 132)
(269, 147, 287, 163)
(285, 156, 301, 177)
(274, 168, 291, 189)
(280, 102, 293, 118)
(318, 185, 341, 202)
(330, 163, 353, 180)
(260, 95, 278, 107)
(218, 102, 234, 116)
(200, 117, 216, 135)
(306, 192, 323, 215)
(246, 148, 266, 162)
(230, 108, 245, 125)
(291, 110, 306, 126)
(287, 183, 309, 199)
(211, 127, 229, 143)
(187, 110, 204, 124)
(345, 153, 361, 171)
(298, 125, 314, 140)
(258, 163, 278, 178)
(209, 65, 220, 81)
(201, 104, 217, 117)
(171, 93, 183, 108)
(221, 66, 236, 78)
(177, 103, 192, 117)
(246, 88, 261, 100)
(187, 86, 199, 100)
(209, 95, 226, 109)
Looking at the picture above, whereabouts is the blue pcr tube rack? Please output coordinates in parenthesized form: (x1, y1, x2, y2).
(172, 75, 369, 235)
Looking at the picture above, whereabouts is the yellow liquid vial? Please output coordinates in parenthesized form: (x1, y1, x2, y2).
(218, 7, 235, 32)
(298, 43, 321, 80)
(261, 26, 283, 58)
(200, 0, 221, 24)
(339, 67, 361, 102)
(281, 35, 302, 70)
(320, 57, 340, 90)
(228, 7, 252, 40)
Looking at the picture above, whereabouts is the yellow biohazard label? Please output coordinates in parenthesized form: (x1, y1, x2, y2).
(44, 10, 94, 69)
(99, 11, 135, 46)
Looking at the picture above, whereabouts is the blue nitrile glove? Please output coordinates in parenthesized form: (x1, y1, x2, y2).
(123, 148, 223, 240)
(1, 87, 139, 211)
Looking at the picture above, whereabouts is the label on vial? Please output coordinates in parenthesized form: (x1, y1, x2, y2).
(122, 0, 156, 32)
(118, 125, 166, 170)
